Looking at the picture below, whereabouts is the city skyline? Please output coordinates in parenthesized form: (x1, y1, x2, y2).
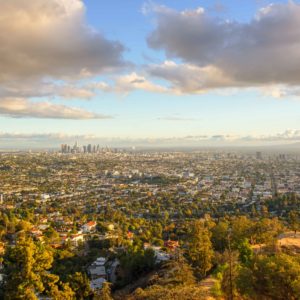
(1, 0, 300, 148)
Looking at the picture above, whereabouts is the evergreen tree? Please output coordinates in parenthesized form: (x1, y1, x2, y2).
(4, 236, 53, 299)
(288, 210, 300, 236)
(186, 220, 213, 278)
(94, 282, 112, 300)
(237, 253, 300, 299)
(3, 236, 75, 299)
(68, 272, 92, 300)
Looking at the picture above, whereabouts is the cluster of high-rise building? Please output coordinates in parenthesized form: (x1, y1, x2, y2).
(61, 142, 102, 154)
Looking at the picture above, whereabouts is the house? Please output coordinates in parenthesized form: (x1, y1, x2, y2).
(164, 240, 179, 251)
(81, 221, 97, 233)
(68, 233, 84, 246)
(127, 231, 134, 239)
(89, 265, 106, 279)
(88, 257, 107, 280)
(90, 277, 107, 290)
(144, 243, 170, 263)
(94, 257, 106, 266)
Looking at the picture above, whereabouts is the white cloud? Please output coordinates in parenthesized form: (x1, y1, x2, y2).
(90, 72, 168, 94)
(0, 98, 110, 119)
(112, 72, 168, 94)
(87, 72, 172, 94)
(58, 86, 95, 100)
(0, 82, 96, 100)
(261, 85, 300, 99)
(0, 132, 95, 141)
(1, 130, 300, 148)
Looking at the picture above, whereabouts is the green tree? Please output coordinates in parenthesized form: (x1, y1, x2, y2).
(44, 226, 60, 243)
(156, 255, 195, 286)
(288, 210, 300, 236)
(231, 216, 254, 245)
(15, 220, 32, 232)
(68, 272, 92, 299)
(237, 253, 300, 300)
(211, 220, 229, 251)
(4, 236, 54, 299)
(236, 238, 253, 266)
(3, 236, 75, 299)
(221, 250, 240, 300)
(186, 220, 213, 278)
(46, 276, 75, 300)
(94, 282, 112, 300)
(253, 218, 283, 245)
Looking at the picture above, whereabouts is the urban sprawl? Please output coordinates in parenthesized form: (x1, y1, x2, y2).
(0, 146, 300, 299)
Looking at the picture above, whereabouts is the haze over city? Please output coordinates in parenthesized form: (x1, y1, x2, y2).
(1, 0, 300, 148)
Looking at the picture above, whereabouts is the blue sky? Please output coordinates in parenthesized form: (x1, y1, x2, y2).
(0, 0, 300, 147)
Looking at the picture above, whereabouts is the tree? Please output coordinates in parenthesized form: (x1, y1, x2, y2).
(253, 218, 283, 245)
(156, 255, 195, 287)
(231, 216, 254, 246)
(15, 220, 32, 232)
(118, 246, 156, 285)
(220, 250, 240, 300)
(44, 274, 75, 300)
(94, 282, 112, 300)
(44, 226, 60, 243)
(68, 272, 92, 300)
(4, 236, 54, 299)
(288, 210, 300, 236)
(211, 220, 229, 251)
(186, 220, 213, 278)
(237, 253, 300, 300)
(53, 283, 75, 300)
(236, 239, 253, 266)
(3, 236, 75, 299)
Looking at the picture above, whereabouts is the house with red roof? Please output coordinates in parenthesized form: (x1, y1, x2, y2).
(82, 221, 97, 233)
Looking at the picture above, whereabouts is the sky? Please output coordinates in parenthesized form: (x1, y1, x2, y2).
(1, 0, 300, 148)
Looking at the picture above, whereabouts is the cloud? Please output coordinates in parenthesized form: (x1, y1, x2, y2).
(91, 72, 168, 94)
(0, 98, 110, 119)
(0, 132, 95, 141)
(58, 86, 95, 100)
(0, 81, 97, 100)
(114, 72, 168, 93)
(261, 85, 300, 99)
(0, 0, 125, 83)
(148, 61, 236, 93)
(1, 130, 300, 148)
(147, 2, 300, 93)
(0, 0, 126, 119)
(240, 130, 300, 142)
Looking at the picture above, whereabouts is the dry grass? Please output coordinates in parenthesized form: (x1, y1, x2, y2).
(278, 232, 300, 251)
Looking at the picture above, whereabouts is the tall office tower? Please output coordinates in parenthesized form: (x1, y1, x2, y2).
(256, 151, 262, 160)
(83, 145, 87, 153)
(0, 194, 3, 204)
(87, 144, 92, 153)
(279, 154, 286, 160)
(73, 141, 79, 153)
(61, 144, 68, 153)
